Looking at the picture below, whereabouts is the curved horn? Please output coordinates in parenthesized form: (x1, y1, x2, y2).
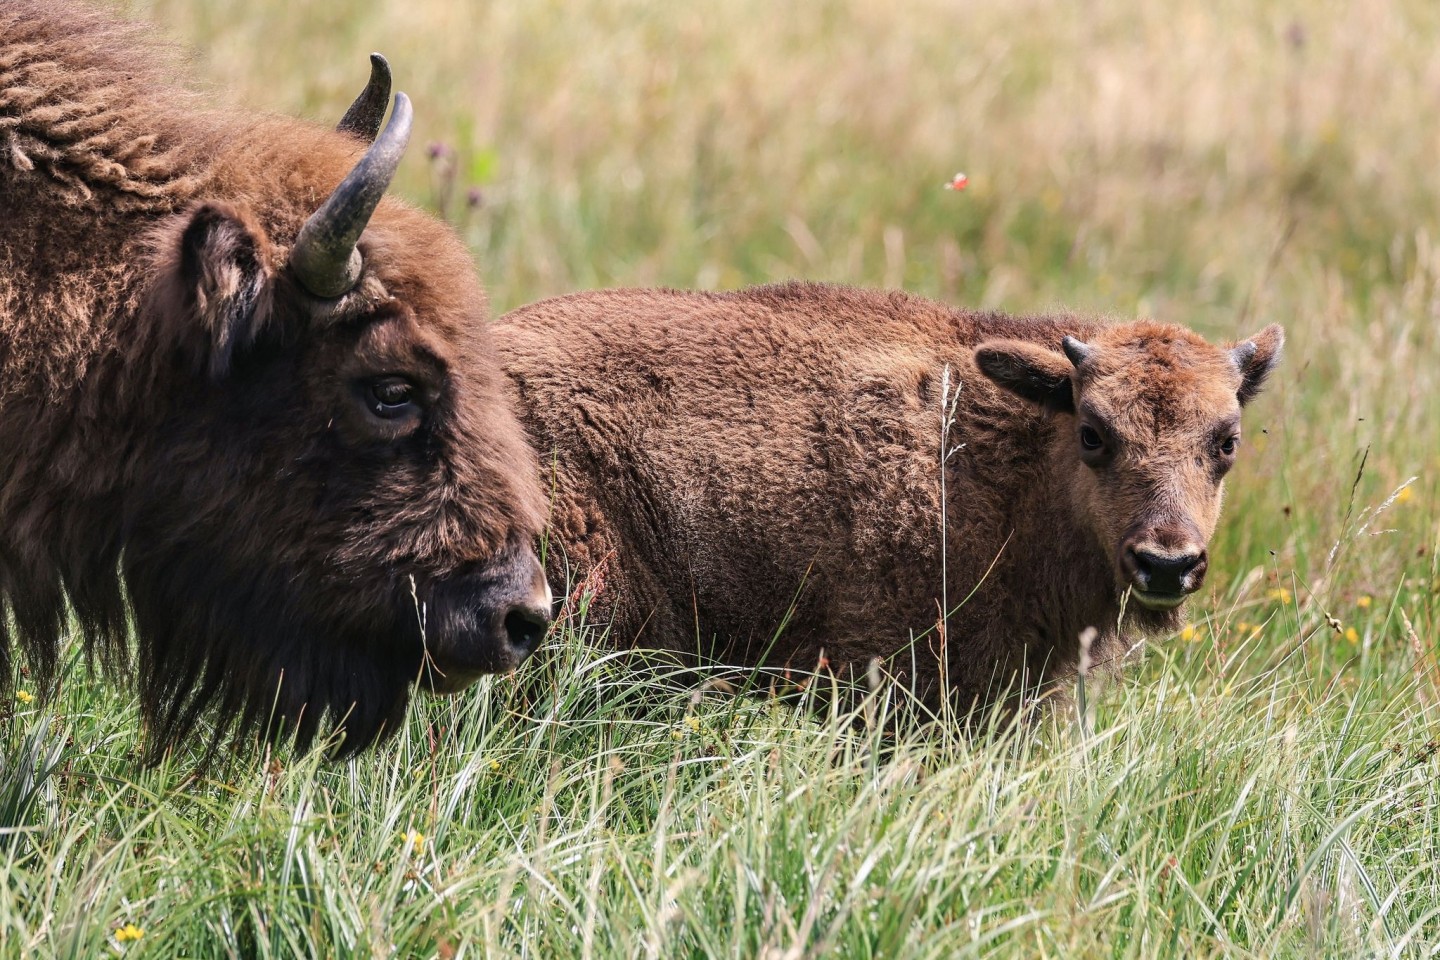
(1061, 335, 1093, 368)
(291, 92, 413, 299)
(337, 54, 392, 142)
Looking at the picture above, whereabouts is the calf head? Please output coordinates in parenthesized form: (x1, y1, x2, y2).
(130, 64, 549, 757)
(976, 321, 1283, 618)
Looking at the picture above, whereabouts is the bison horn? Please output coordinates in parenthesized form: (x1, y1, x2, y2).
(337, 54, 392, 142)
(290, 91, 413, 299)
(1061, 336, 1093, 368)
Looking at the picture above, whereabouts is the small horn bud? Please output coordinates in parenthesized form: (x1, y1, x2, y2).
(1061, 336, 1093, 368)
(337, 54, 392, 142)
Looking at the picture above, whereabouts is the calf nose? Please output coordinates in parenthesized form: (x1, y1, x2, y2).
(1127, 545, 1208, 596)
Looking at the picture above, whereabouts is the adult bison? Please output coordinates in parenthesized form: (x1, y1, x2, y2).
(497, 282, 1282, 716)
(0, 2, 550, 757)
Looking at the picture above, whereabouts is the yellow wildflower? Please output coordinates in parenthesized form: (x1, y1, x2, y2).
(1266, 587, 1293, 604)
(15, 690, 33, 704)
(1344, 627, 1359, 644)
(114, 923, 144, 943)
(1396, 486, 1414, 504)
(1356, 595, 1372, 609)
(684, 715, 701, 733)
(487, 758, 501, 772)
(398, 830, 425, 854)
(1179, 625, 1198, 642)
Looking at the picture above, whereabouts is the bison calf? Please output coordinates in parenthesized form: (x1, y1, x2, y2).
(497, 282, 1282, 715)
(1, 2, 550, 757)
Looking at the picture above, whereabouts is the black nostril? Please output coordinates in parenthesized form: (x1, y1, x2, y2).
(503, 606, 549, 655)
(1132, 548, 1205, 594)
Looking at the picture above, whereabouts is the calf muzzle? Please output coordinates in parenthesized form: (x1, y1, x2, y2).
(1120, 540, 1208, 610)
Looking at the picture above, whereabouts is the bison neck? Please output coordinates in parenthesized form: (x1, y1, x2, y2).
(933, 416, 1143, 709)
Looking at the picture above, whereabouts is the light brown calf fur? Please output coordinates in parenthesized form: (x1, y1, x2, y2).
(1, 2, 548, 757)
(497, 282, 1282, 715)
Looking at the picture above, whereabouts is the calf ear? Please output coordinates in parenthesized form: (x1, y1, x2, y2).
(1232, 324, 1284, 405)
(975, 340, 1076, 413)
(175, 202, 274, 380)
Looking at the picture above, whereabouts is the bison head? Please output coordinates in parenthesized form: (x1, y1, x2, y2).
(126, 60, 550, 757)
(976, 321, 1283, 619)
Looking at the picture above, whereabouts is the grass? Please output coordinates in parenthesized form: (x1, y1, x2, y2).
(3, 0, 1439, 955)
(4, 611, 1438, 956)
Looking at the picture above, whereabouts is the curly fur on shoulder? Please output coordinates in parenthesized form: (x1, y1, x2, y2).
(0, 0, 216, 209)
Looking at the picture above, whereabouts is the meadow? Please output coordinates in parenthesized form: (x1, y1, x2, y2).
(2, 0, 1439, 955)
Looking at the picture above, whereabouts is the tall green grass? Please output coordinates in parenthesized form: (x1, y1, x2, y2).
(3, 618, 1437, 956)
(2, 0, 1437, 955)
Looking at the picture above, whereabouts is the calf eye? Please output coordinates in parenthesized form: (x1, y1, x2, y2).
(366, 377, 418, 419)
(1079, 425, 1104, 451)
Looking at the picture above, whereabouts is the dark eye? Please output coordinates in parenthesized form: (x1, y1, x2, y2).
(1079, 425, 1104, 452)
(366, 377, 417, 419)
(1218, 435, 1239, 457)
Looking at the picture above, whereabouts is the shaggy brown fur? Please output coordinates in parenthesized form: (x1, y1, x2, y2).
(496, 282, 1282, 714)
(1, 2, 549, 757)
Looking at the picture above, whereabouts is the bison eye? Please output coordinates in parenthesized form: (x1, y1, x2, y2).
(1079, 425, 1104, 452)
(366, 377, 418, 419)
(1218, 436, 1239, 456)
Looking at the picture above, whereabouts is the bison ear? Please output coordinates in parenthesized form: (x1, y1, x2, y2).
(974, 340, 1076, 413)
(1232, 324, 1284, 405)
(177, 202, 274, 380)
